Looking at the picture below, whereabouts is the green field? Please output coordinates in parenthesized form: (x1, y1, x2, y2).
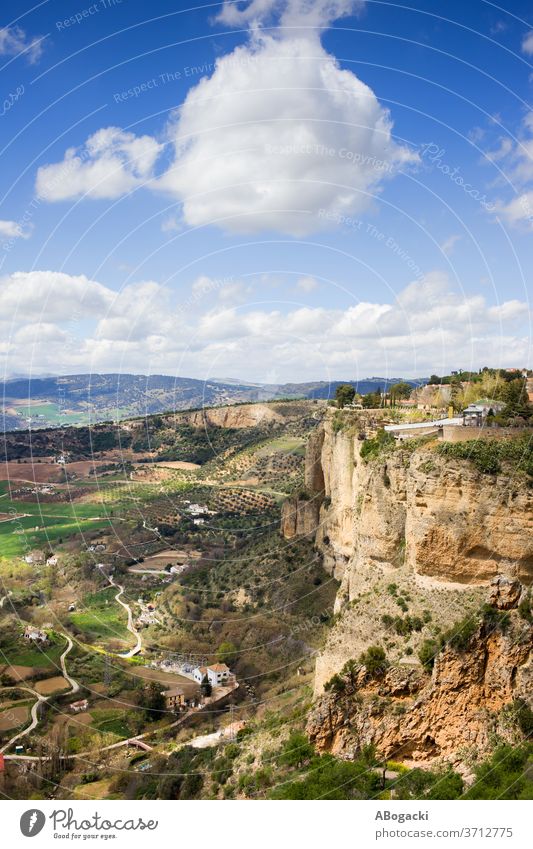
(255, 436, 306, 457)
(0, 486, 113, 557)
(68, 588, 130, 644)
(90, 708, 134, 739)
(0, 631, 67, 669)
(13, 403, 87, 425)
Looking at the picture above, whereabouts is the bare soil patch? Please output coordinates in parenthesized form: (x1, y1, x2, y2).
(0, 704, 29, 730)
(128, 665, 199, 696)
(0, 665, 38, 682)
(34, 675, 69, 695)
(0, 461, 62, 484)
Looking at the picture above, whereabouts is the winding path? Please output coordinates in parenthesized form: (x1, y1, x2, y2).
(97, 565, 142, 658)
(114, 584, 142, 658)
(0, 633, 79, 753)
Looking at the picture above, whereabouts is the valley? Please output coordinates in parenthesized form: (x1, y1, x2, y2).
(0, 398, 531, 800)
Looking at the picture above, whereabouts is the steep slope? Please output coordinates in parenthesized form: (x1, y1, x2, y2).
(281, 410, 533, 766)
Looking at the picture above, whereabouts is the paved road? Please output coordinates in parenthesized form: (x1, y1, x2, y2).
(114, 584, 142, 658)
(97, 565, 142, 658)
(0, 633, 79, 754)
(4, 683, 239, 762)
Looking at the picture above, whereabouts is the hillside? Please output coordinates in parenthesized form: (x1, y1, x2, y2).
(281, 408, 533, 771)
(0, 373, 422, 430)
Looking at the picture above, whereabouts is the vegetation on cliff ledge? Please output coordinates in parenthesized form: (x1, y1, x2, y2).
(437, 434, 533, 476)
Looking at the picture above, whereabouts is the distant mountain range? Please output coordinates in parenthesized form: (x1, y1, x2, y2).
(0, 373, 424, 431)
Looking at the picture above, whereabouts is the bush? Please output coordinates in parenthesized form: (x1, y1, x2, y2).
(324, 673, 347, 694)
(480, 603, 511, 635)
(463, 744, 533, 800)
(360, 430, 396, 462)
(418, 639, 440, 671)
(269, 753, 381, 800)
(512, 699, 533, 736)
(440, 614, 478, 652)
(518, 593, 532, 623)
(277, 732, 315, 768)
(437, 436, 533, 477)
(359, 645, 388, 677)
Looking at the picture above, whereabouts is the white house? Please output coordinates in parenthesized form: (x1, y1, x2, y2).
(193, 665, 208, 684)
(206, 663, 231, 687)
(23, 625, 48, 643)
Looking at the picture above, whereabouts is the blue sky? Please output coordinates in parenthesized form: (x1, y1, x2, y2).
(1, 0, 532, 382)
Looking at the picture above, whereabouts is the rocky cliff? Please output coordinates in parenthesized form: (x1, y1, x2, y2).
(307, 588, 532, 769)
(284, 410, 533, 767)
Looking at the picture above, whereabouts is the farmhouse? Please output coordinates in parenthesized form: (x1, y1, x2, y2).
(193, 665, 208, 684)
(192, 663, 233, 687)
(206, 663, 232, 687)
(23, 625, 48, 644)
(70, 699, 89, 713)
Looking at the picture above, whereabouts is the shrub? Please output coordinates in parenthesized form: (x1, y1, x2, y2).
(359, 645, 388, 677)
(463, 744, 533, 800)
(440, 614, 478, 652)
(324, 673, 346, 694)
(360, 430, 395, 462)
(512, 699, 533, 736)
(480, 603, 511, 635)
(518, 593, 532, 623)
(418, 639, 440, 671)
(277, 732, 315, 768)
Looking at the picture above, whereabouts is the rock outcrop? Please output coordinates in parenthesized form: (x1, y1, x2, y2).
(286, 410, 533, 767)
(280, 496, 322, 540)
(307, 598, 532, 768)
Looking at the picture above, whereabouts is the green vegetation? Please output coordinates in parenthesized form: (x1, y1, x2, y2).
(463, 744, 533, 800)
(359, 645, 388, 677)
(68, 587, 129, 644)
(335, 384, 356, 409)
(437, 435, 533, 476)
(360, 429, 395, 462)
(269, 753, 381, 799)
(0, 629, 66, 669)
(418, 639, 440, 671)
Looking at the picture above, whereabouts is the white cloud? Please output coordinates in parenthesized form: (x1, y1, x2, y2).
(36, 127, 163, 201)
(0, 26, 44, 64)
(0, 271, 114, 322)
(216, 0, 365, 29)
(0, 220, 31, 240)
(35, 0, 412, 236)
(157, 31, 416, 235)
(521, 30, 533, 55)
(296, 275, 319, 292)
(1, 270, 529, 379)
(488, 111, 533, 229)
(440, 234, 461, 256)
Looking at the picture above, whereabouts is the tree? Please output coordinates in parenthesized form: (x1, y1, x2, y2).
(217, 640, 237, 665)
(200, 675, 212, 698)
(362, 391, 382, 409)
(142, 681, 166, 721)
(341, 658, 359, 690)
(389, 381, 412, 404)
(501, 378, 532, 421)
(335, 384, 356, 408)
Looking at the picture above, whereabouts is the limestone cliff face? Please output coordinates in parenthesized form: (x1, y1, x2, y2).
(285, 412, 533, 589)
(284, 411, 533, 765)
(185, 403, 283, 430)
(183, 400, 319, 430)
(281, 497, 322, 540)
(307, 607, 532, 768)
